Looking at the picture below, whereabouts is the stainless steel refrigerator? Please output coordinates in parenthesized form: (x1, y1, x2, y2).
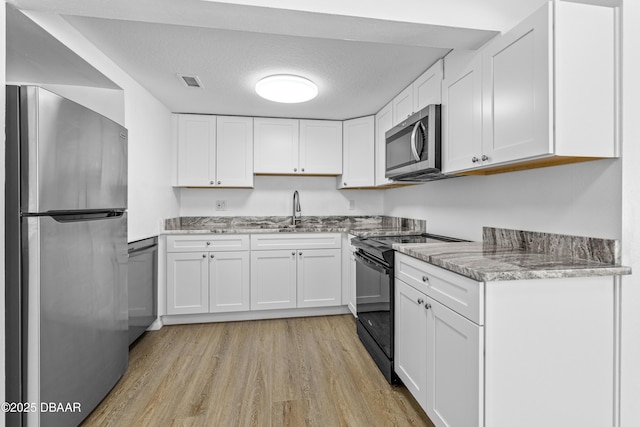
(5, 86, 129, 427)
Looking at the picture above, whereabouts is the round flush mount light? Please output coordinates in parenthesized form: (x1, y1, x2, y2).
(255, 74, 318, 103)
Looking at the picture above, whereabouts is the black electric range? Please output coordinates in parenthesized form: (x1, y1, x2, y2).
(352, 233, 465, 266)
(351, 233, 466, 384)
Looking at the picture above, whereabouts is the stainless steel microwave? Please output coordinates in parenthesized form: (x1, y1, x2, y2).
(385, 104, 442, 181)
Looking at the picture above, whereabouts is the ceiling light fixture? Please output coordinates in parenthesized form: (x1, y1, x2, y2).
(255, 74, 318, 103)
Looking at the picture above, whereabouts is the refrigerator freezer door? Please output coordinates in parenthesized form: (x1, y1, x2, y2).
(24, 213, 128, 427)
(21, 86, 127, 213)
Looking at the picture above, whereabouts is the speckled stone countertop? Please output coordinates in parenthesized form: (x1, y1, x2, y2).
(163, 215, 426, 237)
(393, 227, 632, 281)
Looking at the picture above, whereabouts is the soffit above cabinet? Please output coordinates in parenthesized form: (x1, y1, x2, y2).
(6, 6, 119, 89)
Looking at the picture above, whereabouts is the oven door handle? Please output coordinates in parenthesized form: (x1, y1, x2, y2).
(355, 251, 390, 275)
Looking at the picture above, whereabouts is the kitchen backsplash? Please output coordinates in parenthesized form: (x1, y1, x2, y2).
(165, 215, 426, 232)
(483, 227, 620, 264)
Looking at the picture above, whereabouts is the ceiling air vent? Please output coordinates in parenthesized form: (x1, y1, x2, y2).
(177, 74, 204, 88)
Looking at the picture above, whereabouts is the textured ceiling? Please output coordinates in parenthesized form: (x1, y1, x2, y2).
(62, 16, 453, 120)
(16, 0, 611, 119)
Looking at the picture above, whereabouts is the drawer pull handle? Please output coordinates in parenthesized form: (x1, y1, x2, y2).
(417, 298, 424, 305)
(425, 303, 432, 310)
(422, 275, 428, 282)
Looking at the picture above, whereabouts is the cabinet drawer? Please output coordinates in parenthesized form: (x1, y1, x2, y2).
(395, 253, 484, 324)
(251, 233, 341, 250)
(167, 234, 249, 252)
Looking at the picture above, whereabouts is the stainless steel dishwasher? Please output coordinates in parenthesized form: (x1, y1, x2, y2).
(127, 236, 158, 345)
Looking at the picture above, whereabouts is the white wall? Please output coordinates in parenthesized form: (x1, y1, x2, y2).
(22, 12, 180, 241)
(620, 0, 640, 425)
(384, 159, 622, 241)
(179, 176, 383, 217)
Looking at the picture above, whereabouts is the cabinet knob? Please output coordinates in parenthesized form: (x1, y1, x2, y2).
(206, 241, 211, 246)
(481, 155, 489, 161)
(209, 180, 214, 185)
(417, 298, 424, 305)
(344, 182, 347, 186)
(425, 303, 432, 310)
(294, 168, 298, 172)
(292, 252, 295, 256)
(301, 168, 305, 172)
(471, 157, 479, 163)
(422, 275, 428, 282)
(217, 180, 221, 185)
(210, 254, 214, 259)
(202, 254, 206, 258)
(299, 252, 302, 256)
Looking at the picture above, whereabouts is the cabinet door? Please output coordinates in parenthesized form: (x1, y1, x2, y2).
(216, 116, 254, 187)
(340, 116, 375, 188)
(413, 59, 443, 112)
(166, 252, 209, 314)
(374, 102, 393, 186)
(299, 120, 342, 174)
(209, 251, 250, 312)
(441, 52, 483, 174)
(482, 5, 550, 166)
(426, 297, 483, 427)
(176, 114, 216, 186)
(297, 249, 342, 308)
(250, 250, 297, 310)
(254, 118, 299, 174)
(392, 85, 414, 126)
(395, 280, 428, 410)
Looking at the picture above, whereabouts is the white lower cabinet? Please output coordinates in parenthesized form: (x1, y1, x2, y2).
(395, 252, 617, 427)
(426, 297, 482, 427)
(395, 280, 428, 406)
(167, 252, 209, 315)
(166, 235, 250, 315)
(250, 246, 342, 310)
(249, 233, 343, 311)
(250, 250, 298, 310)
(395, 280, 482, 426)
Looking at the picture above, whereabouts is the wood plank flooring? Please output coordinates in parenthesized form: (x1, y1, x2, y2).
(81, 315, 434, 427)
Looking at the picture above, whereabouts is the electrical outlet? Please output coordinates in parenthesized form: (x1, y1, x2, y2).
(349, 200, 355, 210)
(215, 200, 228, 211)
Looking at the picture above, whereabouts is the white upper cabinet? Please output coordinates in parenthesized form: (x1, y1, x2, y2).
(444, 1, 617, 175)
(299, 120, 343, 174)
(392, 85, 414, 126)
(392, 60, 444, 127)
(253, 117, 299, 174)
(413, 59, 443, 112)
(441, 51, 484, 174)
(375, 102, 394, 186)
(339, 116, 375, 189)
(254, 118, 342, 175)
(176, 114, 216, 186)
(216, 116, 254, 187)
(174, 114, 253, 187)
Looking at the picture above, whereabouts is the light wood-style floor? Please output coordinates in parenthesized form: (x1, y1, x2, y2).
(81, 315, 434, 427)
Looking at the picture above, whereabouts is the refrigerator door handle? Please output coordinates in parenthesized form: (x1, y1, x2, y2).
(50, 211, 125, 223)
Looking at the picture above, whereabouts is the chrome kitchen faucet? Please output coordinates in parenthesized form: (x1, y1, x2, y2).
(292, 190, 302, 225)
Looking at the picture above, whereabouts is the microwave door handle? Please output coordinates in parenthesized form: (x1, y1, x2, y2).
(410, 122, 421, 161)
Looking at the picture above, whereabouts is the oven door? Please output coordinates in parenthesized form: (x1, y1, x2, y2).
(355, 251, 392, 358)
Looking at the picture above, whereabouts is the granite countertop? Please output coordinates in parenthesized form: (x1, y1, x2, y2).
(162, 215, 426, 237)
(393, 228, 632, 281)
